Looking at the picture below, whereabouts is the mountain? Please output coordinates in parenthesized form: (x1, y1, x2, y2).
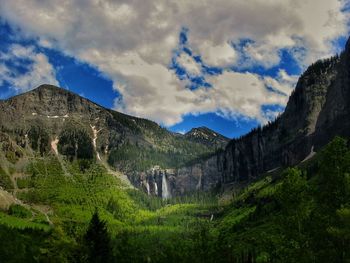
(1, 38, 350, 199)
(184, 127, 229, 148)
(0, 84, 228, 194)
(0, 39, 350, 263)
(172, 38, 350, 193)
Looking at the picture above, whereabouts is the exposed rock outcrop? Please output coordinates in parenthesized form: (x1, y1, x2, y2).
(0, 85, 225, 190)
(159, 39, 349, 195)
(1, 38, 350, 198)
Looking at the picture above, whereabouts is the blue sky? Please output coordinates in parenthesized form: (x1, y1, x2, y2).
(0, 1, 349, 138)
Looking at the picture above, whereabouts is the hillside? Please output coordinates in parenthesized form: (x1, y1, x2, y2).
(185, 127, 229, 148)
(0, 84, 228, 196)
(0, 35, 349, 263)
(176, 39, 350, 193)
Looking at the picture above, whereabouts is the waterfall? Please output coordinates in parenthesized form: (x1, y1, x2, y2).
(196, 173, 202, 190)
(146, 182, 150, 195)
(162, 173, 171, 199)
(154, 182, 158, 196)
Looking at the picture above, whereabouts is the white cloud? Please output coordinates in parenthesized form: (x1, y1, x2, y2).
(80, 48, 288, 125)
(0, 0, 348, 125)
(177, 53, 202, 75)
(197, 42, 237, 67)
(206, 71, 289, 123)
(0, 44, 58, 92)
(263, 69, 299, 96)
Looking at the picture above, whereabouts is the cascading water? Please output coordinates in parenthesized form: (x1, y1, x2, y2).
(162, 173, 171, 199)
(146, 182, 150, 195)
(154, 182, 158, 196)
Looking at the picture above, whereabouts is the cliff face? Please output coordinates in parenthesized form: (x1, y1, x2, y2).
(0, 85, 226, 192)
(163, 40, 349, 195)
(1, 39, 349, 198)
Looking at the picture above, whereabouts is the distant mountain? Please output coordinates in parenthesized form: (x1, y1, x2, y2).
(185, 127, 229, 148)
(1, 37, 350, 198)
(0, 84, 228, 195)
(178, 37, 350, 192)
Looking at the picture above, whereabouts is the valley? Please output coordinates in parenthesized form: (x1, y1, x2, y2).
(0, 37, 350, 263)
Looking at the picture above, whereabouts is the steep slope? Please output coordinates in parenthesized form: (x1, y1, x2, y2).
(185, 127, 229, 149)
(0, 85, 225, 192)
(1, 37, 350, 198)
(173, 39, 350, 193)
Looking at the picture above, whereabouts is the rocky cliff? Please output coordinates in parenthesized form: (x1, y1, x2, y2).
(1, 38, 350, 198)
(165, 39, 350, 195)
(0, 84, 227, 194)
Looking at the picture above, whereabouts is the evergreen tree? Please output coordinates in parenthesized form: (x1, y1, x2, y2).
(311, 137, 350, 261)
(84, 211, 111, 263)
(276, 168, 312, 262)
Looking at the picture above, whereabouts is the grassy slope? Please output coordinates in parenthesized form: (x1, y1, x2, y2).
(0, 137, 349, 262)
(0, 152, 218, 262)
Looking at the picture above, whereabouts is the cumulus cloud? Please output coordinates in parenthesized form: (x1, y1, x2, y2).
(263, 70, 299, 96)
(0, 44, 58, 92)
(177, 53, 202, 76)
(198, 42, 237, 67)
(0, 0, 348, 125)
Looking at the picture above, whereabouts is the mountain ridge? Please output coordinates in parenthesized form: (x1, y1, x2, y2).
(1, 37, 350, 197)
(0, 83, 229, 196)
(185, 126, 230, 148)
(181, 38, 349, 190)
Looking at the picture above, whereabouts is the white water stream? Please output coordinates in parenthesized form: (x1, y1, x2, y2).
(90, 124, 101, 161)
(162, 174, 171, 199)
(146, 182, 150, 195)
(154, 182, 159, 196)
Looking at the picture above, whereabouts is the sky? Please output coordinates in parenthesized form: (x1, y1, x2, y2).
(0, 1, 349, 138)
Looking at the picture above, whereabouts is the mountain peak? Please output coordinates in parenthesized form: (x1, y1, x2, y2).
(31, 84, 80, 98)
(0, 83, 104, 123)
(35, 84, 64, 91)
(185, 126, 229, 148)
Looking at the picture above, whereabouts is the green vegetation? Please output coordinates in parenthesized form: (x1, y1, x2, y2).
(58, 125, 94, 160)
(209, 137, 350, 262)
(108, 139, 212, 171)
(0, 165, 12, 189)
(28, 124, 50, 156)
(0, 137, 349, 262)
(8, 204, 32, 218)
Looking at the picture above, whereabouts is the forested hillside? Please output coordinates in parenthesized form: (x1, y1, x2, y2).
(0, 137, 349, 262)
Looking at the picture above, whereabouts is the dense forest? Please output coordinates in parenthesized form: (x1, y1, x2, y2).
(0, 136, 349, 262)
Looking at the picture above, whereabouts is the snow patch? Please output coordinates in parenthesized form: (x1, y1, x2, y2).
(47, 114, 69, 119)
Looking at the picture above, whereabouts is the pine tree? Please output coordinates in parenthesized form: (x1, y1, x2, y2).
(84, 211, 111, 263)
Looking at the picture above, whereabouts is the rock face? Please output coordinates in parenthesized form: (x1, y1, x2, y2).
(0, 85, 226, 193)
(184, 127, 229, 149)
(165, 39, 350, 195)
(130, 156, 222, 198)
(1, 38, 350, 197)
